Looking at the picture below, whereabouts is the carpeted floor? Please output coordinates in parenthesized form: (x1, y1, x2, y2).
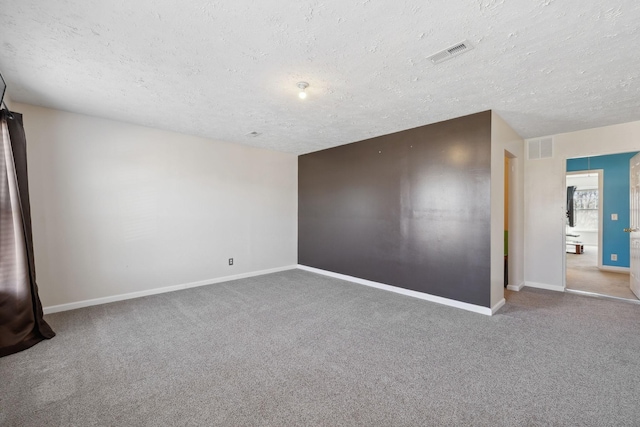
(1, 269, 640, 426)
(566, 245, 638, 300)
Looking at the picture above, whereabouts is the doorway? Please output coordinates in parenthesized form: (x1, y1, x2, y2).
(504, 150, 517, 291)
(564, 153, 639, 301)
(566, 170, 602, 261)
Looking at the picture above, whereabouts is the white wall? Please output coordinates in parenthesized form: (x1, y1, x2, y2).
(491, 112, 525, 308)
(525, 119, 640, 290)
(3, 91, 13, 109)
(15, 103, 298, 308)
(566, 174, 598, 191)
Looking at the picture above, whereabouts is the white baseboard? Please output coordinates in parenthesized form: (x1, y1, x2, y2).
(43, 265, 298, 315)
(297, 265, 495, 316)
(524, 281, 565, 292)
(598, 265, 630, 274)
(492, 298, 506, 314)
(506, 282, 525, 292)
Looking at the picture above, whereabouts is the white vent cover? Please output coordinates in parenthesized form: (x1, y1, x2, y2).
(428, 40, 474, 64)
(527, 137, 553, 160)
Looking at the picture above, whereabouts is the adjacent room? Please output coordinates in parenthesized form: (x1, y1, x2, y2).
(1, 1, 640, 425)
(565, 153, 640, 301)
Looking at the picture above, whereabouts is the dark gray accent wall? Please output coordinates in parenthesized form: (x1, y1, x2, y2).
(298, 111, 492, 307)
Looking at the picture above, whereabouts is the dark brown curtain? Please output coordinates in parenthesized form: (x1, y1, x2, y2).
(0, 109, 54, 357)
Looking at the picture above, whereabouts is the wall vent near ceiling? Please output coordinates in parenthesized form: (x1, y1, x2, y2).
(527, 137, 553, 160)
(428, 40, 474, 64)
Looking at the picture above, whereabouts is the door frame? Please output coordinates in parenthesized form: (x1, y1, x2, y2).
(629, 153, 640, 298)
(504, 150, 520, 291)
(563, 169, 604, 289)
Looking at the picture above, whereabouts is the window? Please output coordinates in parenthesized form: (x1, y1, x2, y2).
(572, 189, 598, 230)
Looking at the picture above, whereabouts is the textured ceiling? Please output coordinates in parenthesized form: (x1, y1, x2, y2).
(1, 0, 639, 154)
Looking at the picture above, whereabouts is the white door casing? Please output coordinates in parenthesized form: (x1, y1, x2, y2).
(629, 153, 640, 299)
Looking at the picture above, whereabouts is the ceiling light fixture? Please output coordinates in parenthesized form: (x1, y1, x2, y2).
(297, 82, 309, 99)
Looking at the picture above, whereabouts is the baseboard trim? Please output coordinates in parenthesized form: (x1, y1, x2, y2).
(43, 265, 298, 315)
(297, 265, 494, 316)
(506, 282, 525, 292)
(598, 265, 630, 274)
(524, 281, 565, 292)
(565, 288, 640, 305)
(492, 298, 506, 314)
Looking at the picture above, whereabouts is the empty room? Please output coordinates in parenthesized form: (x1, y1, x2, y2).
(1, 1, 639, 426)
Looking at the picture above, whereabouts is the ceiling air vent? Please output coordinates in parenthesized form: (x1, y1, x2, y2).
(527, 137, 553, 160)
(428, 40, 474, 64)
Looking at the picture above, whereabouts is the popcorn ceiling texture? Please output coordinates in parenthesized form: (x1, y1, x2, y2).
(0, 0, 639, 154)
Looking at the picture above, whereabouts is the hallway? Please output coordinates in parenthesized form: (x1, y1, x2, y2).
(566, 245, 638, 300)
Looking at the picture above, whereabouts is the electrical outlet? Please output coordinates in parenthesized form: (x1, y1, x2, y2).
(229, 258, 234, 266)
(611, 254, 618, 261)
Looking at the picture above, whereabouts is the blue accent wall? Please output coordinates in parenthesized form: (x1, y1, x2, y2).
(567, 152, 638, 267)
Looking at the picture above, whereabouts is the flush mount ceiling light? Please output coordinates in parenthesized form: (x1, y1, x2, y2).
(297, 81, 309, 99)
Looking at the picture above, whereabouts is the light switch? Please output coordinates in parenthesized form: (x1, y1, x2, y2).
(611, 213, 618, 221)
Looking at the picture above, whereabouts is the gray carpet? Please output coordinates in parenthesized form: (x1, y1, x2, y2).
(1, 270, 639, 426)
